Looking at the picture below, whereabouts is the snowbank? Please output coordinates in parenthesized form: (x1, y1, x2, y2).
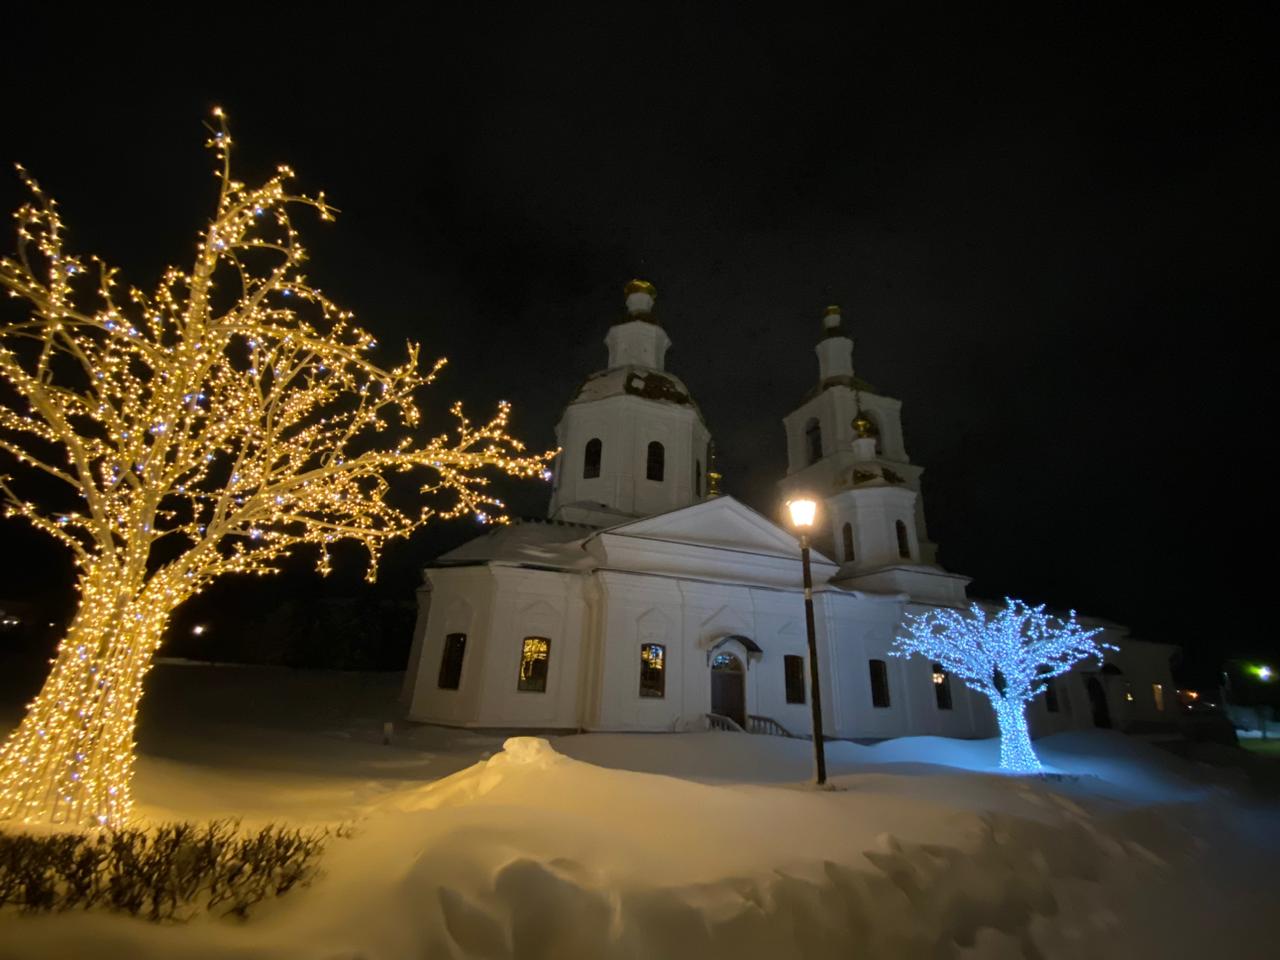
(1, 665, 1276, 959)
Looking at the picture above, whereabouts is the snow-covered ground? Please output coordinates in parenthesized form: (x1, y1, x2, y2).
(2, 662, 1277, 959)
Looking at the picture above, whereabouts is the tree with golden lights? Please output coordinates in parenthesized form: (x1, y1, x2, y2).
(0, 111, 553, 827)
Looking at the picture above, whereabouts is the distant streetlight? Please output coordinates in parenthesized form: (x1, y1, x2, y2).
(786, 496, 827, 786)
(192, 624, 207, 636)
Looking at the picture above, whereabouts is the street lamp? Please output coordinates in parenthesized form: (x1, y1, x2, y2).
(786, 496, 827, 785)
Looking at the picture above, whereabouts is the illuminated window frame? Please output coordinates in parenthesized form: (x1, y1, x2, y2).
(517, 636, 551, 692)
(639, 642, 666, 698)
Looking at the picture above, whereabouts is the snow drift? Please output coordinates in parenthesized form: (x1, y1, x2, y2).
(1, 665, 1275, 959)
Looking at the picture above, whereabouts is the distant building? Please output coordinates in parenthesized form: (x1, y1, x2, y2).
(402, 282, 1176, 739)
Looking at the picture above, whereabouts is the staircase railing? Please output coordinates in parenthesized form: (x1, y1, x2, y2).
(705, 712, 746, 733)
(705, 713, 796, 737)
(747, 714, 796, 738)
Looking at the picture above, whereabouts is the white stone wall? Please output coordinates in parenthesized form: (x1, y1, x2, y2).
(548, 395, 711, 522)
(405, 566, 588, 730)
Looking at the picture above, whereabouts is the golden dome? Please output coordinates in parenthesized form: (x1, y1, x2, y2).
(852, 412, 876, 438)
(625, 278, 656, 298)
(824, 304, 841, 317)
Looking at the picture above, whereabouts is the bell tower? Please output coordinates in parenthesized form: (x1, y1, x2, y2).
(547, 281, 713, 526)
(778, 304, 937, 567)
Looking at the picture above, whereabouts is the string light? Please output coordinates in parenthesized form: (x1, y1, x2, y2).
(0, 109, 554, 827)
(892, 598, 1114, 773)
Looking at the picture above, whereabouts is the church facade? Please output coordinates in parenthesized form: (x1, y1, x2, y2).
(401, 282, 1177, 741)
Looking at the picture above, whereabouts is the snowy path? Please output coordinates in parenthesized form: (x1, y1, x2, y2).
(2, 663, 1277, 959)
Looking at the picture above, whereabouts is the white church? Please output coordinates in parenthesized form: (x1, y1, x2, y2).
(402, 281, 1178, 742)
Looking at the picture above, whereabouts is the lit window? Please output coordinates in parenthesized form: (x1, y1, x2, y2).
(1152, 683, 1165, 712)
(646, 441, 665, 481)
(518, 636, 551, 692)
(639, 643, 665, 698)
(784, 654, 805, 704)
(805, 418, 822, 464)
(583, 438, 602, 479)
(896, 520, 911, 559)
(437, 633, 466, 689)
(1125, 682, 1135, 702)
(842, 522, 855, 562)
(869, 659, 891, 708)
(931, 663, 952, 710)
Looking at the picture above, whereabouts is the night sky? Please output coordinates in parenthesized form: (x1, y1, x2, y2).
(1, 6, 1273, 683)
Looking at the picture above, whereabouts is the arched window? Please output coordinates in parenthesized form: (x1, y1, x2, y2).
(583, 438, 602, 479)
(646, 440, 665, 481)
(805, 418, 822, 464)
(695, 460, 702, 497)
(842, 522, 855, 562)
(869, 659, 891, 708)
(896, 519, 911, 559)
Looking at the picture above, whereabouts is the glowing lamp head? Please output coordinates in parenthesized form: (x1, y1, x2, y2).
(1257, 665, 1274, 681)
(786, 497, 818, 530)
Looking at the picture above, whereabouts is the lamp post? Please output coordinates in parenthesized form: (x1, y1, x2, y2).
(786, 497, 827, 785)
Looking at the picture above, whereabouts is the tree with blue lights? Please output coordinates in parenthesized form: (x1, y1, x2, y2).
(893, 599, 1113, 773)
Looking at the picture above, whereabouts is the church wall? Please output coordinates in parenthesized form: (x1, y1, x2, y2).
(404, 566, 493, 725)
(591, 571, 687, 730)
(551, 396, 710, 521)
(818, 594, 998, 740)
(405, 566, 587, 729)
(1109, 637, 1179, 727)
(471, 567, 585, 729)
(587, 571, 822, 734)
(825, 486, 920, 570)
(782, 387, 908, 476)
(744, 589, 819, 737)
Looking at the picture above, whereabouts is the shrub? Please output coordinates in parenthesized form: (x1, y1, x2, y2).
(0, 820, 332, 920)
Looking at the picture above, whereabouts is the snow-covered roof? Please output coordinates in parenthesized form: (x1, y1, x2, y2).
(434, 519, 594, 569)
(569, 365, 705, 421)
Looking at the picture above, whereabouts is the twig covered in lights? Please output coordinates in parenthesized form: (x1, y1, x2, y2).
(892, 599, 1113, 772)
(0, 109, 553, 827)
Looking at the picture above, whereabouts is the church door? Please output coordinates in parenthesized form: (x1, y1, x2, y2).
(1086, 676, 1112, 729)
(711, 653, 746, 727)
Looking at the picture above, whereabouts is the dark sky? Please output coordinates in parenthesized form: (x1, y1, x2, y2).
(1, 5, 1273, 682)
